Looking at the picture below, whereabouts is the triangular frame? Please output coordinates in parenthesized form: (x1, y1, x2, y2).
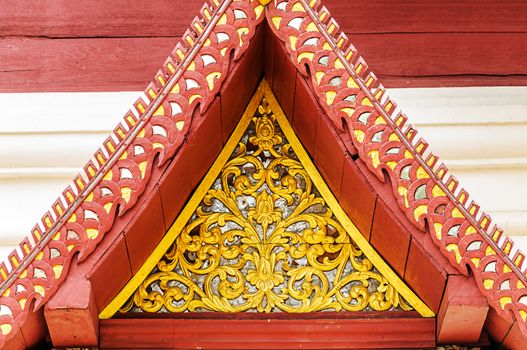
(0, 0, 525, 346)
(101, 80, 434, 318)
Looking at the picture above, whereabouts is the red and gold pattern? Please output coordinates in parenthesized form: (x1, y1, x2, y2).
(267, 0, 527, 334)
(1, 0, 526, 346)
(0, 0, 265, 346)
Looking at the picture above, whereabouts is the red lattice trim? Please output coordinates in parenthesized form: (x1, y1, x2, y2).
(267, 0, 527, 335)
(1, 0, 526, 346)
(0, 0, 264, 346)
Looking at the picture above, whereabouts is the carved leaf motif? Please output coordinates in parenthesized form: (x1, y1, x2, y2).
(120, 97, 413, 314)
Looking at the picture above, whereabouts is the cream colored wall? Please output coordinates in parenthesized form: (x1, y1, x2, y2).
(1, 87, 526, 261)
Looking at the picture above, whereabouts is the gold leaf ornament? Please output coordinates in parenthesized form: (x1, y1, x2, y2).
(101, 81, 433, 319)
(120, 94, 416, 314)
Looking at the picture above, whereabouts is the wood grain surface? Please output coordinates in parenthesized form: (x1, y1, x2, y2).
(1, 0, 526, 91)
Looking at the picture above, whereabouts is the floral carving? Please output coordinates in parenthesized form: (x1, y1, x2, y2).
(120, 97, 413, 314)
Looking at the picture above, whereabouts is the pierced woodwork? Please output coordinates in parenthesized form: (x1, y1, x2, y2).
(104, 82, 431, 317)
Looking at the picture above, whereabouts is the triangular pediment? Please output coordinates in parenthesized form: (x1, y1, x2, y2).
(100, 81, 433, 318)
(0, 0, 526, 348)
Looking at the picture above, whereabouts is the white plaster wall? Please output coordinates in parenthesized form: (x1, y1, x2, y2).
(0, 88, 526, 261)
(0, 92, 138, 258)
(389, 87, 527, 240)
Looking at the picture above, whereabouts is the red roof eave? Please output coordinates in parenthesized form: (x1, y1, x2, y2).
(0, 0, 525, 347)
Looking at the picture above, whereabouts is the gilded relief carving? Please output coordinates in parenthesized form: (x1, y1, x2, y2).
(120, 96, 413, 314)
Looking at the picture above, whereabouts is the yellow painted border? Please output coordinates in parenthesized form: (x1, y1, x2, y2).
(100, 79, 434, 318)
(99, 82, 265, 319)
(264, 82, 434, 317)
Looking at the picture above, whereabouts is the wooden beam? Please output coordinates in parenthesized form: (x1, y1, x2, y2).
(0, 0, 204, 37)
(2, 308, 47, 349)
(0, 36, 177, 92)
(2, 0, 527, 37)
(44, 277, 99, 347)
(351, 32, 527, 87)
(1, 0, 527, 92)
(323, 0, 527, 34)
(437, 275, 489, 344)
(101, 316, 435, 349)
(1, 31, 526, 92)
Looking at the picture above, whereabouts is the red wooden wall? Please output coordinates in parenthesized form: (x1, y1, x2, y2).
(1, 0, 527, 91)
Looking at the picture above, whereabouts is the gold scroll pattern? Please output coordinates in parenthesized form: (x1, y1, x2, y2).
(120, 98, 412, 314)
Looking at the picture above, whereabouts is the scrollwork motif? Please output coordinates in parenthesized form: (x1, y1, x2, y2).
(121, 97, 412, 314)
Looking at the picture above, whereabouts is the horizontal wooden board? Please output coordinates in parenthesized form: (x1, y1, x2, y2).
(354, 33, 527, 76)
(378, 75, 527, 88)
(1, 31, 526, 92)
(351, 32, 527, 87)
(1, 0, 527, 37)
(100, 317, 436, 349)
(324, 0, 527, 34)
(0, 0, 204, 37)
(0, 37, 177, 92)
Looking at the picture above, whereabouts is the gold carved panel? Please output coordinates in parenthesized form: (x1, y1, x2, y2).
(100, 80, 434, 318)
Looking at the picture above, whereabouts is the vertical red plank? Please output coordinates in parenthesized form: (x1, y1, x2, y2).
(158, 146, 193, 230)
(88, 234, 132, 311)
(292, 75, 320, 156)
(370, 199, 411, 276)
(123, 187, 166, 274)
(314, 110, 346, 200)
(185, 98, 222, 189)
(404, 238, 447, 313)
(339, 156, 377, 240)
(271, 36, 297, 119)
(221, 25, 264, 144)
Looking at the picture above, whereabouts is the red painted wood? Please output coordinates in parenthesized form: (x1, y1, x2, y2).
(344, 151, 455, 313)
(404, 238, 447, 313)
(115, 310, 421, 319)
(484, 308, 513, 344)
(0, 0, 204, 37)
(370, 199, 411, 276)
(340, 156, 377, 240)
(314, 112, 346, 200)
(263, 24, 276, 87)
(44, 277, 99, 347)
(0, 32, 526, 92)
(436, 275, 488, 344)
(158, 147, 194, 229)
(292, 75, 321, 156)
(0, 36, 177, 92)
(88, 233, 132, 311)
(323, 0, 527, 34)
(184, 97, 222, 189)
(271, 34, 297, 119)
(502, 321, 525, 349)
(100, 317, 436, 349)
(2, 0, 526, 37)
(2, 331, 25, 350)
(378, 75, 527, 89)
(19, 308, 47, 348)
(352, 157, 458, 277)
(352, 32, 527, 86)
(123, 187, 166, 274)
(101, 319, 174, 349)
(220, 25, 264, 144)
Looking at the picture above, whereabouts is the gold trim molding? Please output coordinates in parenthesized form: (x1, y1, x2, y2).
(100, 80, 434, 318)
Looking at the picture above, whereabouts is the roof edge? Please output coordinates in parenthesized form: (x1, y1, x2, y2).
(0, 0, 265, 346)
(0, 0, 526, 346)
(266, 0, 527, 335)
